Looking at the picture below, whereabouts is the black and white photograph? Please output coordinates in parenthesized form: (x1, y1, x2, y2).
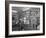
(9, 3, 43, 35)
(12, 7, 40, 31)
(5, 1, 45, 37)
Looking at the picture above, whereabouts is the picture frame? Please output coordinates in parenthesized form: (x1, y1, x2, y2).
(5, 1, 45, 37)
